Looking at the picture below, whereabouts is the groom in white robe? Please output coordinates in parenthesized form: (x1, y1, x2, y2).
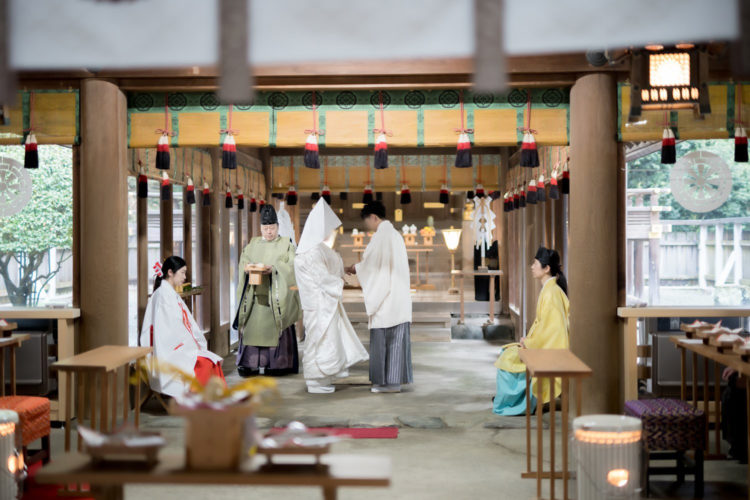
(345, 201, 413, 393)
(295, 199, 369, 393)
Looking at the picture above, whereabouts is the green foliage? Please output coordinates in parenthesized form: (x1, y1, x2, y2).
(627, 139, 750, 222)
(0, 145, 73, 305)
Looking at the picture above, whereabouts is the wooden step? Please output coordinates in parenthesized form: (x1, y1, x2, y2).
(355, 326, 451, 343)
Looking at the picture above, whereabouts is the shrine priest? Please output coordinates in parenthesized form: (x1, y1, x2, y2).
(345, 201, 413, 393)
(295, 199, 369, 393)
(235, 204, 302, 377)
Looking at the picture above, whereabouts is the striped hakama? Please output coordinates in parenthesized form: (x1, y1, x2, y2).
(369, 322, 413, 385)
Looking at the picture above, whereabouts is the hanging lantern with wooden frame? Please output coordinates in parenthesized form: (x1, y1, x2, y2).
(628, 44, 711, 121)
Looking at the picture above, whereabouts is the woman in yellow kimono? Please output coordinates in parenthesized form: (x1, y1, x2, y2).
(493, 246, 569, 415)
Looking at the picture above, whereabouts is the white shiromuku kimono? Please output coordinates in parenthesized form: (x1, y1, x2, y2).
(295, 200, 369, 393)
(139, 282, 223, 398)
(355, 220, 413, 388)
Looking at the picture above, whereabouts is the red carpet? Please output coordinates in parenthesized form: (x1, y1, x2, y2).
(269, 427, 399, 439)
(22, 461, 94, 500)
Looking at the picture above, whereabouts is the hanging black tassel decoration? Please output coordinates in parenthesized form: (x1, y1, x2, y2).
(237, 190, 244, 210)
(549, 175, 560, 200)
(185, 177, 196, 204)
(735, 125, 748, 162)
(156, 133, 170, 170)
(137, 173, 148, 199)
(661, 127, 676, 164)
(536, 173, 546, 203)
(222, 134, 237, 170)
(24, 132, 38, 169)
(561, 161, 570, 195)
(202, 183, 211, 206)
(455, 132, 472, 168)
(503, 192, 511, 212)
(249, 192, 257, 212)
(520, 132, 539, 168)
(466, 190, 475, 200)
(374, 133, 388, 169)
(160, 172, 172, 201)
(363, 184, 374, 204)
(225, 188, 233, 209)
(321, 185, 332, 205)
(286, 185, 298, 206)
(311, 192, 320, 202)
(475, 184, 485, 198)
(513, 189, 520, 210)
(304, 133, 320, 169)
(376, 192, 383, 201)
(400, 184, 411, 205)
(339, 192, 348, 201)
(526, 178, 537, 204)
(439, 184, 450, 205)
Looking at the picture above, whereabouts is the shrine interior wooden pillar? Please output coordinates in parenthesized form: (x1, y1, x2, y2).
(498, 148, 509, 315)
(197, 179, 211, 331)
(569, 73, 620, 413)
(79, 79, 128, 349)
(160, 187, 173, 261)
(137, 170, 148, 331)
(209, 149, 229, 356)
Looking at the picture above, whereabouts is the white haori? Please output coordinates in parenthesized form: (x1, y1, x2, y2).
(354, 220, 412, 329)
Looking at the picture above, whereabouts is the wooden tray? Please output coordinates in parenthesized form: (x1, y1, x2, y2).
(257, 443, 331, 466)
(85, 431, 164, 466)
(680, 322, 715, 339)
(708, 334, 744, 353)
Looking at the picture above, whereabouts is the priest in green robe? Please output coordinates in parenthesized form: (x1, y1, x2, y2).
(235, 203, 301, 376)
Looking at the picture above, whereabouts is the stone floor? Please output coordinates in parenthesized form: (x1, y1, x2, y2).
(48, 340, 748, 499)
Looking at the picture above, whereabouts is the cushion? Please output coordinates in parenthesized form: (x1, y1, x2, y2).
(625, 398, 705, 451)
(0, 396, 50, 446)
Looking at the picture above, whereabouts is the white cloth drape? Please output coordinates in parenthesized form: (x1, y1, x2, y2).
(355, 220, 412, 329)
(139, 282, 222, 397)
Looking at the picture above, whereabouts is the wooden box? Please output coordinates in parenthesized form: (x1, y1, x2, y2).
(170, 401, 257, 470)
(245, 264, 267, 286)
(352, 234, 365, 246)
(422, 235, 434, 246)
(403, 234, 417, 246)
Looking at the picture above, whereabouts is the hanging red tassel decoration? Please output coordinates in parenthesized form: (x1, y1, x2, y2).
(23, 93, 39, 169)
(519, 92, 539, 168)
(439, 184, 450, 205)
(526, 178, 537, 204)
(137, 173, 148, 199)
(549, 172, 560, 200)
(400, 184, 411, 205)
(519, 183, 526, 208)
(202, 182, 211, 206)
(23, 132, 38, 169)
(373, 91, 391, 169)
(259, 199, 266, 207)
(735, 85, 748, 162)
(504, 192, 511, 212)
(286, 185, 298, 206)
(736, 125, 748, 163)
(561, 155, 570, 195)
(362, 184, 374, 204)
(160, 172, 172, 201)
(661, 115, 676, 164)
(248, 192, 257, 212)
(220, 104, 238, 170)
(156, 133, 170, 170)
(304, 91, 324, 169)
(322, 185, 332, 205)
(475, 184, 486, 198)
(536, 173, 546, 203)
(311, 192, 320, 202)
(155, 94, 174, 170)
(236, 189, 244, 210)
(185, 177, 196, 204)
(454, 90, 473, 168)
(225, 187, 233, 208)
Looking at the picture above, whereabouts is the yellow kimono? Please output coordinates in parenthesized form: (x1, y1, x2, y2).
(494, 277, 569, 412)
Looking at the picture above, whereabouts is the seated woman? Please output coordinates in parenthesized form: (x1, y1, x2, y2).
(493, 247, 569, 415)
(140, 256, 225, 397)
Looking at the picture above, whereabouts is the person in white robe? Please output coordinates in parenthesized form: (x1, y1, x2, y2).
(345, 201, 413, 393)
(140, 256, 225, 398)
(295, 199, 369, 393)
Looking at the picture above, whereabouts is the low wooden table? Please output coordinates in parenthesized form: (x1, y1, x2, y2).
(36, 452, 391, 500)
(52, 346, 152, 452)
(351, 246, 435, 289)
(451, 270, 503, 325)
(519, 349, 592, 500)
(0, 307, 80, 421)
(0, 333, 31, 396)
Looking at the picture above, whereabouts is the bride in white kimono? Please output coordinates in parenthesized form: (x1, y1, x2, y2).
(295, 200, 369, 393)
